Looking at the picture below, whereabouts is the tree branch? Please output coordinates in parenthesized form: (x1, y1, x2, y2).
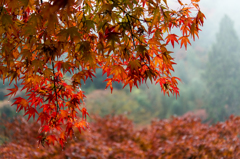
(52, 61, 59, 113)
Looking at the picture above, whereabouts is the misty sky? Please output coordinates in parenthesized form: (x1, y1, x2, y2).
(201, 0, 240, 37)
(169, 0, 240, 48)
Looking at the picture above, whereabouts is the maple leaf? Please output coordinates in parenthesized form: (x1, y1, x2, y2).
(110, 65, 127, 79)
(5, 84, 18, 99)
(13, 97, 28, 113)
(37, 112, 50, 125)
(1, 14, 13, 26)
(24, 107, 38, 121)
(40, 104, 53, 113)
(179, 36, 191, 49)
(196, 11, 206, 26)
(55, 61, 63, 72)
(60, 110, 69, 119)
(166, 34, 179, 48)
(65, 122, 74, 138)
(74, 120, 88, 133)
(81, 107, 89, 120)
(128, 60, 141, 73)
(123, 78, 139, 92)
(104, 78, 113, 93)
(41, 125, 51, 133)
(106, 32, 121, 46)
(190, 23, 199, 41)
(59, 132, 66, 148)
(46, 135, 57, 146)
(37, 134, 47, 148)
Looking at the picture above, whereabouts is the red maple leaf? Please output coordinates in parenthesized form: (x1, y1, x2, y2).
(5, 84, 18, 99)
(24, 107, 38, 121)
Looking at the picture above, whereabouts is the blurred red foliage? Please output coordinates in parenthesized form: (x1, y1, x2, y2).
(1, 114, 240, 158)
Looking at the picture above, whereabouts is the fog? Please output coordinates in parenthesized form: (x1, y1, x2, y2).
(196, 0, 240, 47)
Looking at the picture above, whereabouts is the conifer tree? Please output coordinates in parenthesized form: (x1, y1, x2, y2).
(204, 15, 240, 122)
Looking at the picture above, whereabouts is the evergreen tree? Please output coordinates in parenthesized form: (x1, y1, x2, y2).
(204, 15, 240, 122)
(81, 69, 123, 94)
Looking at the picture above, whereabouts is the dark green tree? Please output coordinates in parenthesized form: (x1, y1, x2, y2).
(204, 15, 240, 122)
(81, 69, 123, 94)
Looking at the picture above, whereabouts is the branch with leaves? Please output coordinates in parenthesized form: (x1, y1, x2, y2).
(0, 0, 205, 147)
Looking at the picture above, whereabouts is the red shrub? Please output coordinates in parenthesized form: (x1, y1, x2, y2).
(1, 115, 240, 158)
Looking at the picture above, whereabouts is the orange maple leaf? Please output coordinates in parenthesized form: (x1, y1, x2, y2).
(179, 36, 191, 49)
(166, 34, 179, 48)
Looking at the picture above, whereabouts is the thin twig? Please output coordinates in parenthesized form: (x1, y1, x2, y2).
(126, 14, 136, 48)
(52, 61, 59, 112)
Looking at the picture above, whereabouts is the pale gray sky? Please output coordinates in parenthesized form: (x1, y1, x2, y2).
(169, 0, 240, 47)
(198, 0, 240, 46)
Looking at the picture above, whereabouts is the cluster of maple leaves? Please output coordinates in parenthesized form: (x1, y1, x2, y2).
(1, 114, 240, 158)
(0, 0, 205, 146)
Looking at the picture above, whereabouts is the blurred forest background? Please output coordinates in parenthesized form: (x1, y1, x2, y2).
(1, 0, 240, 126)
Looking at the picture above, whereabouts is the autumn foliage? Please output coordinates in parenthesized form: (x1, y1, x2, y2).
(0, 0, 205, 146)
(1, 115, 240, 158)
